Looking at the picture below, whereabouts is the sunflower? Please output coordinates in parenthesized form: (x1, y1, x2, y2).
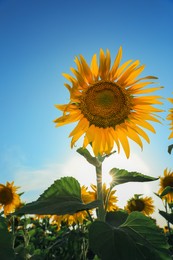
(52, 185, 94, 229)
(125, 194, 154, 216)
(167, 96, 173, 139)
(158, 168, 173, 203)
(0, 181, 21, 216)
(54, 47, 163, 158)
(89, 183, 118, 212)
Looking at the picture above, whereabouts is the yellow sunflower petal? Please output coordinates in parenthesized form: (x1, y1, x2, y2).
(99, 48, 106, 79)
(110, 46, 122, 79)
(54, 112, 82, 126)
(92, 127, 102, 156)
(70, 67, 88, 88)
(117, 60, 140, 85)
(69, 117, 89, 137)
(133, 86, 164, 94)
(90, 54, 99, 80)
(124, 64, 145, 86)
(79, 55, 93, 83)
(123, 125, 143, 149)
(113, 59, 133, 80)
(116, 127, 130, 158)
(62, 73, 77, 84)
(74, 56, 83, 74)
(109, 127, 120, 153)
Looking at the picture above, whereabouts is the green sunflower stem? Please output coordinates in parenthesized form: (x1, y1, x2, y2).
(105, 188, 112, 213)
(96, 164, 106, 222)
(165, 200, 171, 233)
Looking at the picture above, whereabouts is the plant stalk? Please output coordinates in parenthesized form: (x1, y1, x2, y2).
(96, 164, 105, 221)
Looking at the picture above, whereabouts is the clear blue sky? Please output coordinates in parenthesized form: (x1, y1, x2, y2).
(0, 0, 173, 225)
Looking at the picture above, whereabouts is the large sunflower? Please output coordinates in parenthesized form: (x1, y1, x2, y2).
(0, 181, 21, 216)
(158, 168, 173, 203)
(54, 47, 163, 158)
(125, 194, 154, 216)
(89, 183, 118, 212)
(167, 96, 173, 139)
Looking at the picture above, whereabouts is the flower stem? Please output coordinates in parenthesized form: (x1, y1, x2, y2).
(96, 164, 105, 221)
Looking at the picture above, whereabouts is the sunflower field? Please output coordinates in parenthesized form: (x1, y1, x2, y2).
(1, 47, 173, 259)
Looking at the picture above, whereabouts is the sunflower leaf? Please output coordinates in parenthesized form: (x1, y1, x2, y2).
(14, 176, 100, 215)
(160, 186, 173, 197)
(14, 196, 100, 215)
(89, 212, 171, 260)
(120, 212, 171, 259)
(0, 216, 15, 260)
(159, 210, 173, 225)
(77, 147, 101, 167)
(168, 144, 173, 154)
(109, 168, 158, 187)
(38, 176, 81, 200)
(105, 210, 128, 227)
(154, 192, 162, 199)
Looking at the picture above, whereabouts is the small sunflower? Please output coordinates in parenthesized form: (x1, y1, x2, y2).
(52, 185, 94, 228)
(163, 226, 170, 234)
(0, 181, 21, 216)
(158, 168, 173, 203)
(54, 47, 163, 158)
(89, 183, 118, 212)
(167, 96, 173, 139)
(125, 194, 154, 216)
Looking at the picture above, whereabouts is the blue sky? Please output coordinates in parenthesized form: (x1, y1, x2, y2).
(0, 0, 173, 226)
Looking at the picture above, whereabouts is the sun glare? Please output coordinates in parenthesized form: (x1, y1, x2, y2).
(102, 171, 113, 187)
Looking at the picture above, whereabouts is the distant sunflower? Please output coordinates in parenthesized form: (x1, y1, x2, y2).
(158, 168, 173, 203)
(167, 96, 173, 139)
(52, 185, 94, 229)
(125, 194, 154, 216)
(54, 47, 163, 158)
(89, 183, 118, 212)
(0, 181, 21, 216)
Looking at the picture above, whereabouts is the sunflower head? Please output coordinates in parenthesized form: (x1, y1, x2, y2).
(167, 96, 173, 139)
(54, 47, 163, 158)
(89, 183, 118, 212)
(125, 194, 155, 216)
(0, 181, 21, 216)
(163, 226, 170, 233)
(158, 168, 173, 203)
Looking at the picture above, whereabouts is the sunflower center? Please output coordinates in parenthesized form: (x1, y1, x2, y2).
(0, 188, 13, 205)
(79, 81, 131, 128)
(129, 199, 145, 212)
(163, 176, 173, 188)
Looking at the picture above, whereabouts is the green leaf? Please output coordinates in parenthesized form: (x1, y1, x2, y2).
(168, 144, 173, 154)
(38, 176, 81, 200)
(77, 147, 101, 167)
(89, 212, 171, 260)
(160, 186, 173, 197)
(89, 221, 146, 260)
(159, 210, 173, 225)
(168, 202, 173, 208)
(121, 212, 171, 259)
(14, 196, 100, 215)
(109, 168, 158, 187)
(0, 216, 15, 260)
(154, 192, 162, 199)
(106, 210, 128, 227)
(15, 176, 100, 215)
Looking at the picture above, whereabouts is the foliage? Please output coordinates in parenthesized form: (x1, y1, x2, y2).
(89, 211, 171, 260)
(1, 151, 173, 259)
